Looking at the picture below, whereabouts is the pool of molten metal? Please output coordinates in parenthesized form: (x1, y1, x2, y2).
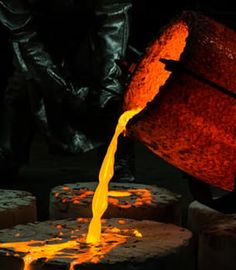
(0, 218, 142, 270)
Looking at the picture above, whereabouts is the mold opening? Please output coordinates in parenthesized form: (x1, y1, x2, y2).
(124, 21, 189, 111)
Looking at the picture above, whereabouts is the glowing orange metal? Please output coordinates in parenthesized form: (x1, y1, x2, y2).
(0, 223, 142, 270)
(86, 108, 142, 244)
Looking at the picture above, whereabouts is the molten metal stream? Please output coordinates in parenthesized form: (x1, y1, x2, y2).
(86, 108, 142, 244)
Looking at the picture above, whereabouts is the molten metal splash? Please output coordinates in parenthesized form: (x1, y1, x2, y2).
(0, 224, 142, 270)
(86, 109, 142, 244)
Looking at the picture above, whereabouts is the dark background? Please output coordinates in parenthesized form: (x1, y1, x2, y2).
(130, 0, 236, 50)
(0, 0, 235, 221)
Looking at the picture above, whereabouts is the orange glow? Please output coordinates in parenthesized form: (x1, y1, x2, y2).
(63, 186, 71, 191)
(124, 21, 188, 111)
(0, 223, 143, 270)
(86, 108, 142, 244)
(118, 219, 126, 225)
(107, 188, 153, 208)
(54, 187, 153, 209)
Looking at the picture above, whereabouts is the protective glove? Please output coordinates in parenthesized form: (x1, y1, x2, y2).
(0, 0, 87, 103)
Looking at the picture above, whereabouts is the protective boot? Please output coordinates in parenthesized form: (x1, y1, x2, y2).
(113, 135, 135, 182)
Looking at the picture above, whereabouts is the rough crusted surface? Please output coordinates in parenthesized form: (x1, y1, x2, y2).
(182, 11, 236, 95)
(127, 73, 236, 191)
(124, 11, 236, 191)
(49, 182, 182, 224)
(0, 189, 37, 229)
(0, 218, 193, 270)
(198, 217, 236, 270)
